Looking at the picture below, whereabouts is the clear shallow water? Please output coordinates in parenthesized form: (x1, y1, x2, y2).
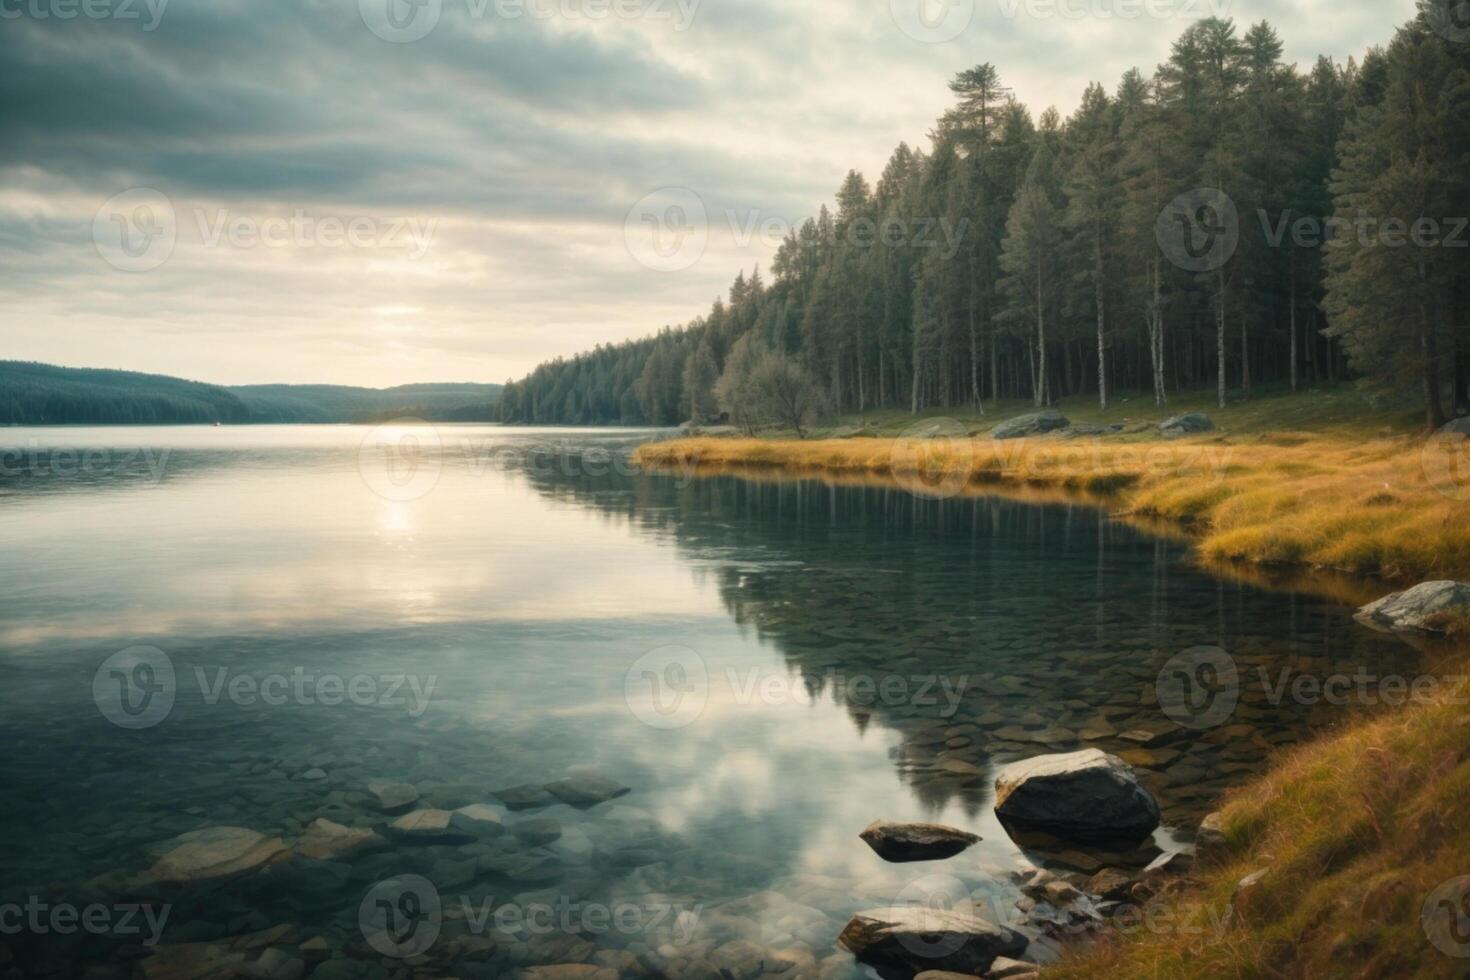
(0, 426, 1420, 978)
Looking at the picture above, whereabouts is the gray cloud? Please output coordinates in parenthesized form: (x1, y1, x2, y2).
(0, 0, 1419, 384)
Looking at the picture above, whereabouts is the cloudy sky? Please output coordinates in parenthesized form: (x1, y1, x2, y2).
(1, 0, 1416, 387)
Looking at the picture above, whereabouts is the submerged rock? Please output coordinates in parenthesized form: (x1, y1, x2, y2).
(859, 821, 981, 863)
(838, 906, 1027, 976)
(1158, 413, 1215, 437)
(388, 809, 472, 842)
(495, 784, 557, 811)
(148, 827, 288, 885)
(1355, 581, 1470, 635)
(543, 774, 630, 809)
(365, 780, 418, 814)
(993, 749, 1160, 845)
(294, 818, 385, 862)
(991, 410, 1070, 441)
(450, 804, 506, 836)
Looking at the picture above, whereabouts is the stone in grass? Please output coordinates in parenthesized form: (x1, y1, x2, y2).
(148, 827, 289, 885)
(1355, 581, 1470, 636)
(365, 781, 418, 814)
(991, 410, 1070, 441)
(859, 821, 981, 863)
(543, 774, 631, 809)
(839, 906, 1027, 976)
(1158, 413, 1215, 437)
(294, 818, 386, 862)
(495, 784, 557, 811)
(993, 749, 1161, 845)
(987, 957, 1041, 979)
(1196, 811, 1228, 858)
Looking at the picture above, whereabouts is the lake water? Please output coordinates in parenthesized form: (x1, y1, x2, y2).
(0, 425, 1420, 978)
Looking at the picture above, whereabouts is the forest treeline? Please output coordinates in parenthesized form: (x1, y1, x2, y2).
(498, 4, 1470, 430)
(0, 362, 502, 425)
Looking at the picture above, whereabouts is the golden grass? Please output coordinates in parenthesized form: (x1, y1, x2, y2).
(1046, 670, 1470, 979)
(634, 430, 1470, 583)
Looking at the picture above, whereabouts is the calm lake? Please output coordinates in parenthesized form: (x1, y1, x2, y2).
(0, 425, 1420, 978)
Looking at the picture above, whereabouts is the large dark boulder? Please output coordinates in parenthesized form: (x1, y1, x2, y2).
(994, 749, 1161, 845)
(838, 906, 1027, 976)
(859, 821, 980, 863)
(1355, 581, 1470, 635)
(991, 410, 1070, 440)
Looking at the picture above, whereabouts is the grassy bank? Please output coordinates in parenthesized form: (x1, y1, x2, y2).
(1047, 669, 1470, 978)
(634, 386, 1470, 584)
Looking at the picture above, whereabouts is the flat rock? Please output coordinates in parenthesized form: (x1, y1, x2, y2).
(838, 906, 1027, 976)
(543, 774, 631, 809)
(859, 821, 981, 863)
(509, 816, 563, 847)
(988, 957, 1041, 979)
(1355, 581, 1470, 635)
(388, 809, 471, 842)
(148, 827, 288, 884)
(451, 804, 507, 836)
(1158, 413, 1214, 437)
(994, 749, 1160, 845)
(365, 781, 418, 814)
(495, 784, 557, 811)
(991, 410, 1070, 441)
(294, 819, 385, 862)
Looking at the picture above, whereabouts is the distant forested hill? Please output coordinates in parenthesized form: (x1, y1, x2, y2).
(0, 362, 502, 425)
(229, 383, 503, 423)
